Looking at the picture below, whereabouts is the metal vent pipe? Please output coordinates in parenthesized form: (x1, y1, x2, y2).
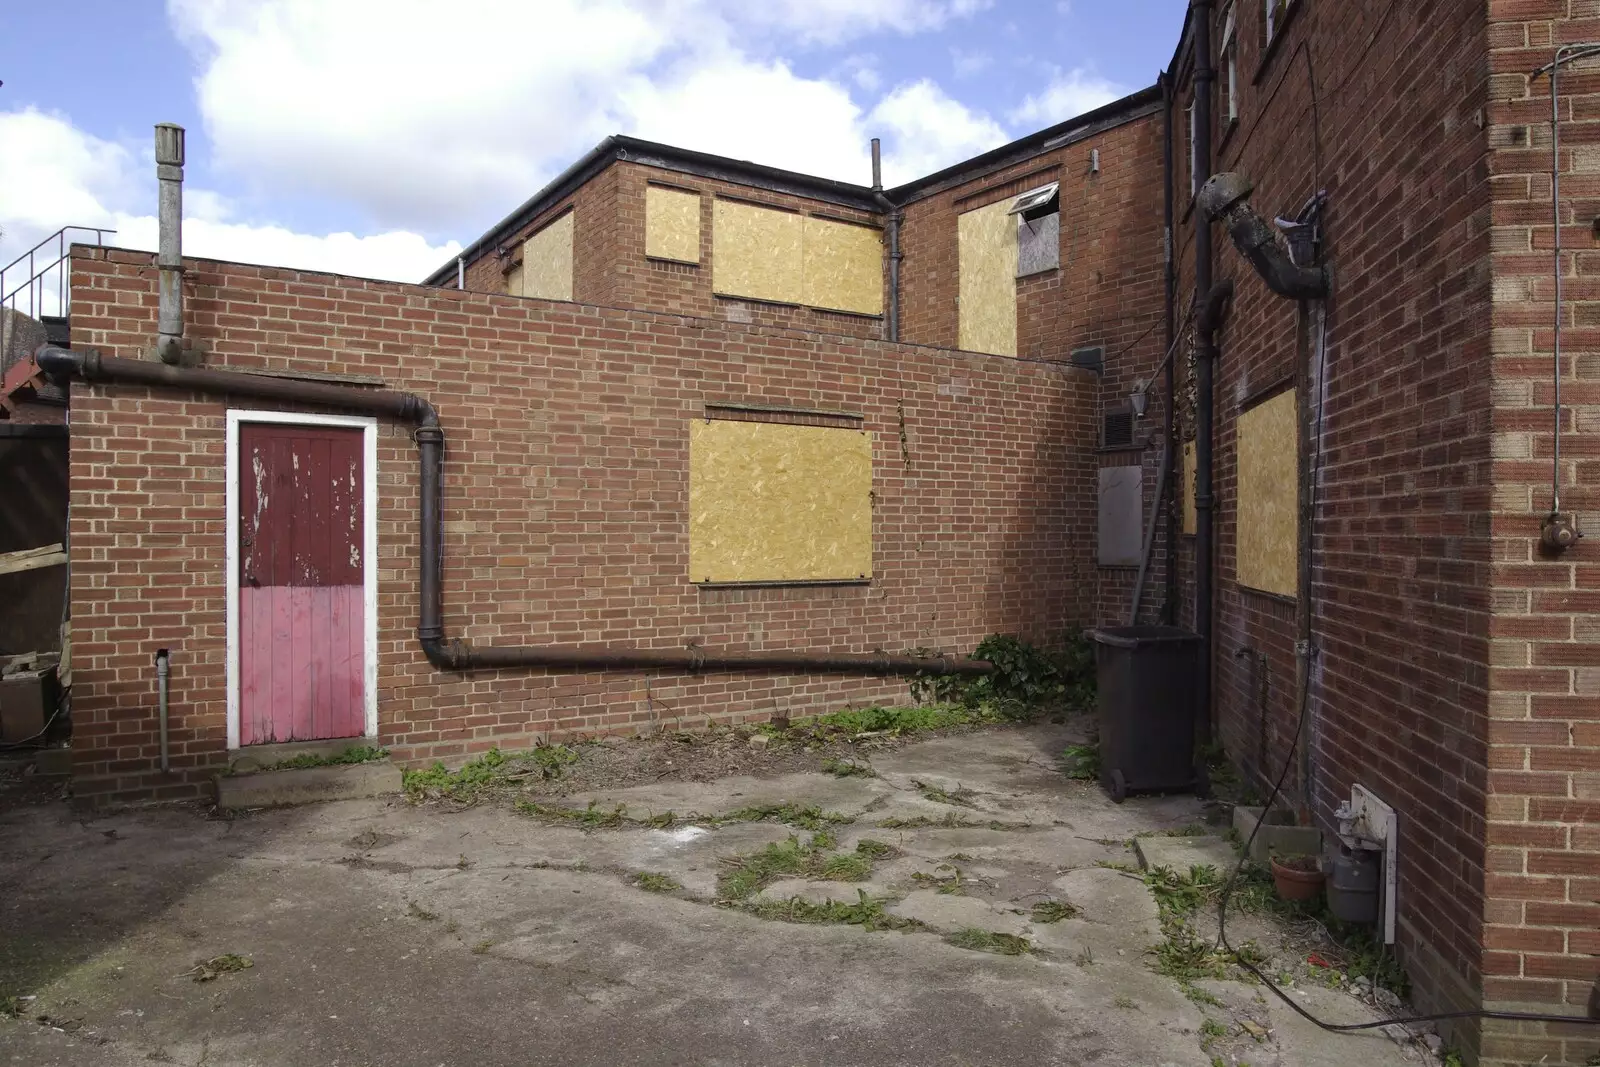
(153, 124, 187, 366)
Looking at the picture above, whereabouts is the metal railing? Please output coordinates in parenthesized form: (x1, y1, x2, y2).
(1, 226, 116, 321)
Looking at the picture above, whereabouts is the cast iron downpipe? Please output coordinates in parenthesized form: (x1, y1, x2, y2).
(1161, 70, 1178, 624)
(870, 138, 903, 343)
(1191, 0, 1218, 740)
(1196, 173, 1328, 300)
(36, 346, 989, 679)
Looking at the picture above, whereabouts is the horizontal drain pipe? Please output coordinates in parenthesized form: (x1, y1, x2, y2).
(36, 346, 991, 679)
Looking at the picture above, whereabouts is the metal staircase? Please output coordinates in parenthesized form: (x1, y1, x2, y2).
(1, 227, 114, 417)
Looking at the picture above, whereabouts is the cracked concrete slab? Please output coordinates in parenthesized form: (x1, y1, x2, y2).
(0, 723, 1429, 1067)
(1135, 833, 1239, 874)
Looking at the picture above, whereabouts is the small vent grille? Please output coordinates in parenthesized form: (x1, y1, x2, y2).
(1102, 409, 1135, 449)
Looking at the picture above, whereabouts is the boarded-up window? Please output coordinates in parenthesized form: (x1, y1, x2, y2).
(801, 217, 882, 316)
(1182, 440, 1197, 535)
(688, 419, 872, 584)
(712, 200, 803, 304)
(518, 212, 574, 301)
(1236, 389, 1298, 597)
(646, 186, 701, 263)
(957, 199, 1018, 356)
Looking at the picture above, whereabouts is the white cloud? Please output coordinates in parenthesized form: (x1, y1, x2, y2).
(951, 48, 992, 78)
(0, 108, 459, 295)
(728, 0, 994, 45)
(867, 80, 1009, 184)
(618, 57, 873, 181)
(165, 0, 1000, 231)
(1009, 68, 1127, 129)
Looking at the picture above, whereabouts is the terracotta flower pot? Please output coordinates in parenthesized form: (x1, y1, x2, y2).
(1270, 855, 1326, 902)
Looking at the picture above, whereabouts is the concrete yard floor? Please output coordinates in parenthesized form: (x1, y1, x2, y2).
(1, 724, 1440, 1067)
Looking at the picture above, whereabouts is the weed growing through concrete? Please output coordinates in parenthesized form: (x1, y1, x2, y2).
(715, 803, 857, 832)
(1029, 899, 1080, 923)
(745, 890, 924, 932)
(1181, 982, 1223, 1007)
(820, 757, 875, 778)
(514, 800, 629, 830)
(406, 900, 438, 921)
(1059, 743, 1101, 781)
(471, 940, 493, 954)
(630, 872, 682, 893)
(1199, 1019, 1228, 1051)
(525, 743, 580, 780)
(854, 838, 895, 859)
(1113, 995, 1138, 1010)
(403, 748, 509, 802)
(260, 746, 388, 772)
(878, 812, 1030, 830)
(944, 929, 1034, 956)
(718, 836, 875, 899)
(911, 780, 980, 808)
(911, 864, 965, 895)
(776, 703, 1004, 744)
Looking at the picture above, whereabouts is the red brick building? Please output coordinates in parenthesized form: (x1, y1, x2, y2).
(12, 2, 1600, 1062)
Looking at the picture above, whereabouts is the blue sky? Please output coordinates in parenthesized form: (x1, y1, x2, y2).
(0, 1, 1188, 283)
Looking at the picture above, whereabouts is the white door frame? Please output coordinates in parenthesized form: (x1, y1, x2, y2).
(224, 409, 379, 750)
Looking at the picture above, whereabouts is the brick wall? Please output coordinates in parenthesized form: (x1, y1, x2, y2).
(1482, 3, 1600, 1063)
(1171, 0, 1512, 1058)
(65, 247, 1098, 807)
(897, 111, 1170, 626)
(608, 162, 886, 340)
(460, 163, 621, 303)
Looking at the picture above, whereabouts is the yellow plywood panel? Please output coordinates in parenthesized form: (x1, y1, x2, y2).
(802, 217, 882, 316)
(1236, 389, 1299, 597)
(1183, 440, 1197, 535)
(520, 212, 574, 301)
(646, 186, 701, 263)
(957, 199, 1018, 356)
(712, 200, 803, 303)
(689, 420, 872, 583)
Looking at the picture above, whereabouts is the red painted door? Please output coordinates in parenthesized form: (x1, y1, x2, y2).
(238, 423, 366, 745)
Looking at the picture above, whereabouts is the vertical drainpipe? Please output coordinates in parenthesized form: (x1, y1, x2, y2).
(456, 256, 466, 290)
(154, 124, 187, 366)
(1161, 71, 1179, 625)
(871, 138, 901, 342)
(1191, 0, 1217, 741)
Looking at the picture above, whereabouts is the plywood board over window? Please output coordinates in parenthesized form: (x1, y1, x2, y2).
(646, 186, 701, 263)
(1235, 388, 1299, 597)
(688, 420, 872, 584)
(712, 200, 802, 304)
(801, 217, 882, 316)
(957, 199, 1019, 356)
(1182, 440, 1197, 536)
(519, 212, 575, 301)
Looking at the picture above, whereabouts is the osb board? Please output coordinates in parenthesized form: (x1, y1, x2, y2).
(801, 216, 882, 316)
(646, 186, 701, 263)
(1183, 440, 1196, 535)
(688, 420, 872, 583)
(957, 199, 1018, 356)
(520, 212, 574, 301)
(712, 200, 802, 303)
(1236, 389, 1299, 597)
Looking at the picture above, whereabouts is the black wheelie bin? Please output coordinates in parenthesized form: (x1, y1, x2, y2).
(1085, 625, 1205, 803)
